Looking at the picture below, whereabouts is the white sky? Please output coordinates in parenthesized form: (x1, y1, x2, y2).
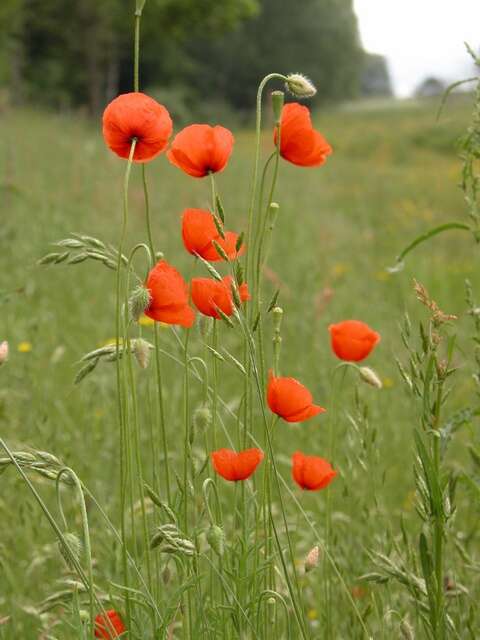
(354, 0, 480, 96)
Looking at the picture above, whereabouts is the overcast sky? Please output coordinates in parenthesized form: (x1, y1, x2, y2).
(354, 0, 480, 97)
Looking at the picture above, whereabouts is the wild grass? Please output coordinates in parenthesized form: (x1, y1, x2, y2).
(1, 87, 479, 638)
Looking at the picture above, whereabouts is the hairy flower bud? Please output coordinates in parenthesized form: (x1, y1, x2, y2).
(194, 405, 212, 432)
(129, 285, 151, 322)
(359, 367, 382, 389)
(207, 525, 225, 557)
(305, 545, 320, 572)
(133, 338, 151, 369)
(285, 73, 317, 98)
(0, 341, 9, 366)
(58, 532, 83, 569)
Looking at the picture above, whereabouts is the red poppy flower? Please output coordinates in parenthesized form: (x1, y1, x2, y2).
(191, 276, 249, 319)
(211, 448, 264, 481)
(328, 320, 380, 362)
(292, 451, 336, 491)
(275, 102, 332, 167)
(267, 371, 325, 422)
(167, 124, 234, 177)
(94, 609, 126, 639)
(182, 208, 244, 262)
(145, 260, 195, 328)
(102, 92, 172, 163)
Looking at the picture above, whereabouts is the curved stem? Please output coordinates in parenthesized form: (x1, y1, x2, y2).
(245, 73, 287, 289)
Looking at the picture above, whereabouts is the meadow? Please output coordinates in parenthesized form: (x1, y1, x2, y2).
(1, 91, 479, 639)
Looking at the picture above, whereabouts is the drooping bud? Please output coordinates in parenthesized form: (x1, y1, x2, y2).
(285, 73, 317, 98)
(133, 338, 151, 369)
(304, 545, 320, 573)
(0, 341, 9, 366)
(194, 405, 212, 432)
(58, 532, 83, 569)
(271, 90, 285, 123)
(359, 367, 383, 389)
(207, 525, 225, 557)
(129, 285, 151, 322)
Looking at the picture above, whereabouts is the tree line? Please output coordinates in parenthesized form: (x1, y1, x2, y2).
(0, 0, 391, 118)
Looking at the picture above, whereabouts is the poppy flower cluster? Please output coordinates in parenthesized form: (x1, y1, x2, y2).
(102, 90, 380, 495)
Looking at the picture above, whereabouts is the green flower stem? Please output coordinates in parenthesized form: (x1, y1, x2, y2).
(324, 363, 348, 639)
(141, 165, 172, 504)
(115, 138, 137, 632)
(124, 248, 155, 612)
(235, 311, 309, 639)
(245, 73, 287, 290)
(56, 468, 95, 635)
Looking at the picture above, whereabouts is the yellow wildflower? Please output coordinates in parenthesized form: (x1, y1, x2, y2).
(18, 341, 32, 353)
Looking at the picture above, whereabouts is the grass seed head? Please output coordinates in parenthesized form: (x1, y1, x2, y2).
(359, 367, 383, 389)
(305, 545, 320, 572)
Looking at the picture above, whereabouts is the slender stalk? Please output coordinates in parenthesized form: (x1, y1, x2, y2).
(115, 138, 137, 632)
(245, 73, 287, 289)
(142, 164, 172, 503)
(56, 468, 95, 635)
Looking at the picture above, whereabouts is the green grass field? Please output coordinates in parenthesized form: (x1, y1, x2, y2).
(1, 95, 479, 638)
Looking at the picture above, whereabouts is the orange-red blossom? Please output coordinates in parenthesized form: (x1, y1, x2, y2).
(267, 371, 325, 422)
(211, 448, 264, 481)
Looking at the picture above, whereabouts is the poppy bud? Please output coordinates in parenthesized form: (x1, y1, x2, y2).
(271, 90, 285, 123)
(285, 73, 317, 98)
(194, 405, 212, 432)
(268, 202, 280, 230)
(359, 367, 382, 389)
(272, 306, 283, 333)
(58, 532, 82, 569)
(207, 524, 225, 557)
(133, 338, 151, 369)
(305, 545, 320, 572)
(129, 285, 151, 321)
(0, 341, 8, 366)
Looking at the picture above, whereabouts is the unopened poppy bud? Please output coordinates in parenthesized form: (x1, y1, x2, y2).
(0, 341, 9, 366)
(305, 545, 320, 572)
(194, 405, 212, 432)
(285, 73, 317, 98)
(133, 338, 151, 369)
(268, 202, 280, 230)
(271, 90, 285, 123)
(129, 285, 151, 322)
(59, 532, 83, 569)
(207, 524, 225, 557)
(359, 367, 382, 389)
(272, 306, 283, 333)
